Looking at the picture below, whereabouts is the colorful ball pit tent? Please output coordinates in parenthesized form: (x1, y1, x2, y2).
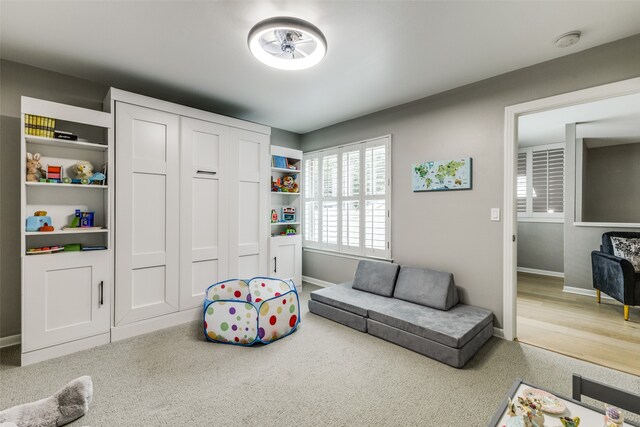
(203, 277, 300, 345)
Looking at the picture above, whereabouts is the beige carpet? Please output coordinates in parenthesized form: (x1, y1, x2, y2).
(1, 284, 638, 426)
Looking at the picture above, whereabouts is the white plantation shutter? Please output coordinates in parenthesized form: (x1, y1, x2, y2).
(517, 152, 527, 214)
(320, 151, 339, 250)
(303, 136, 391, 259)
(303, 155, 320, 244)
(364, 140, 388, 257)
(517, 144, 564, 219)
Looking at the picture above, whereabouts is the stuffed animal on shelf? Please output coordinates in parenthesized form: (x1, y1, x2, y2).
(74, 161, 94, 180)
(282, 175, 298, 193)
(26, 152, 44, 182)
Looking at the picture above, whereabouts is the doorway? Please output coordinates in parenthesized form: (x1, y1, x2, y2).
(502, 77, 640, 374)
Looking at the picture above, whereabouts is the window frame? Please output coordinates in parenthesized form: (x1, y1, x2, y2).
(517, 142, 565, 223)
(303, 135, 392, 260)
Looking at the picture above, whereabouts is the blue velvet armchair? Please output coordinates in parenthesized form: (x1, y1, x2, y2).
(591, 232, 640, 321)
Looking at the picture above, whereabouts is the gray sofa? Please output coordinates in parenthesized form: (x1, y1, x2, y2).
(308, 260, 494, 368)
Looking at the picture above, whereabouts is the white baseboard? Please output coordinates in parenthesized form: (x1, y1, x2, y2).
(517, 267, 564, 278)
(302, 275, 336, 288)
(0, 334, 21, 349)
(562, 285, 615, 301)
(493, 327, 504, 339)
(111, 307, 201, 342)
(22, 333, 110, 366)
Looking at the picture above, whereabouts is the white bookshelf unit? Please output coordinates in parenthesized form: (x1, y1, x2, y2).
(20, 96, 113, 365)
(269, 146, 303, 291)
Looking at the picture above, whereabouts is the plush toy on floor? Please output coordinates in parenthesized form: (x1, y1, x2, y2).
(204, 277, 300, 345)
(0, 376, 93, 427)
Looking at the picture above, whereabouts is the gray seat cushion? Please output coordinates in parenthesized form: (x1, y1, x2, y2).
(351, 260, 400, 297)
(310, 283, 396, 317)
(393, 266, 459, 310)
(368, 300, 493, 348)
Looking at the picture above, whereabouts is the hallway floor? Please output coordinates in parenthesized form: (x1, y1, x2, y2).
(517, 272, 640, 376)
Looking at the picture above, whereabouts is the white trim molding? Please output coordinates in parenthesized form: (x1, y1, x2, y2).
(503, 76, 640, 342)
(0, 334, 21, 349)
(302, 275, 336, 288)
(493, 328, 504, 339)
(517, 267, 564, 278)
(563, 285, 615, 301)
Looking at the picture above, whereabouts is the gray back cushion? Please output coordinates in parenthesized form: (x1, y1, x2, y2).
(393, 266, 459, 310)
(351, 260, 400, 297)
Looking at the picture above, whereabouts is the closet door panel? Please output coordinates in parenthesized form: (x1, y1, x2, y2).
(180, 117, 229, 310)
(229, 128, 269, 278)
(115, 103, 180, 325)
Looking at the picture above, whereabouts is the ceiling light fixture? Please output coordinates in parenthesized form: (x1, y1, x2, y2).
(248, 16, 327, 71)
(554, 31, 581, 48)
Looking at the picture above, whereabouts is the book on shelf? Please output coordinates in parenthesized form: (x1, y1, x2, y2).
(24, 114, 56, 138)
(272, 155, 288, 169)
(54, 130, 78, 141)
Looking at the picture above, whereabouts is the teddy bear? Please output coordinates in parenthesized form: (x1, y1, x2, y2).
(282, 175, 298, 193)
(26, 152, 44, 182)
(74, 161, 94, 180)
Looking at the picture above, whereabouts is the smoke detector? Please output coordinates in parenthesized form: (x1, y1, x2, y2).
(248, 16, 327, 71)
(554, 31, 581, 48)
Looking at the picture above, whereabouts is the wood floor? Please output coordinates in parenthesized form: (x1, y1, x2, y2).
(517, 272, 640, 376)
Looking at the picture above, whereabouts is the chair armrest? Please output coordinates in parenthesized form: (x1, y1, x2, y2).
(591, 251, 636, 304)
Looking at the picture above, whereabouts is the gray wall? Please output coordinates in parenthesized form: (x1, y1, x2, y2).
(583, 141, 640, 223)
(271, 128, 302, 150)
(517, 222, 564, 273)
(564, 125, 640, 290)
(0, 59, 295, 338)
(301, 34, 640, 327)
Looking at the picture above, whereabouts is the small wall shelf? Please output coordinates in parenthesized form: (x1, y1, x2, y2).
(270, 191, 300, 196)
(271, 222, 300, 226)
(271, 167, 300, 173)
(25, 182, 108, 189)
(25, 135, 107, 151)
(25, 229, 108, 236)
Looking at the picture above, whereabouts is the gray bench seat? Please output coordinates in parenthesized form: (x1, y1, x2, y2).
(310, 282, 396, 317)
(368, 301, 493, 349)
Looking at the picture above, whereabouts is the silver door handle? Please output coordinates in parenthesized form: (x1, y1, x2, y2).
(196, 170, 217, 175)
(274, 257, 277, 273)
(99, 281, 104, 306)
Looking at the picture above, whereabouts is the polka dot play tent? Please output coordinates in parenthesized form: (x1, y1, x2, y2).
(203, 277, 300, 345)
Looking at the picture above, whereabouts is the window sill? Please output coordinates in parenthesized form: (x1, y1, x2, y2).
(302, 247, 393, 263)
(517, 217, 564, 224)
(573, 222, 640, 228)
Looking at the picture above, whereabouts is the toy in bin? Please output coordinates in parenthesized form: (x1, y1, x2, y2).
(25, 211, 54, 232)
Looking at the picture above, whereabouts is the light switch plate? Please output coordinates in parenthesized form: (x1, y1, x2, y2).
(491, 208, 501, 222)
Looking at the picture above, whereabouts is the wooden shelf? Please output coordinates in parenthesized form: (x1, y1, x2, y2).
(25, 135, 107, 151)
(270, 191, 300, 196)
(271, 222, 300, 226)
(26, 228, 108, 236)
(25, 181, 108, 189)
(271, 167, 300, 173)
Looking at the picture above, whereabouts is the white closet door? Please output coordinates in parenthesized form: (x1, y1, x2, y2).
(228, 128, 270, 278)
(115, 103, 180, 325)
(179, 117, 229, 309)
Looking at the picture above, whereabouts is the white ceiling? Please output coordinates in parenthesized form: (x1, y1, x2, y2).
(2, 1, 640, 133)
(518, 92, 640, 146)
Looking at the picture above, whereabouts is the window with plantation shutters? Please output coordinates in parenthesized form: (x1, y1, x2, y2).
(303, 136, 391, 259)
(517, 143, 564, 221)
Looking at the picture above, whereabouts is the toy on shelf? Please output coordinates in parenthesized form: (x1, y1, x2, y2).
(282, 175, 298, 193)
(46, 165, 63, 183)
(282, 206, 295, 222)
(26, 245, 64, 255)
(25, 153, 45, 182)
(25, 211, 54, 232)
(271, 209, 278, 223)
(66, 209, 96, 229)
(279, 227, 297, 236)
(272, 177, 282, 192)
(74, 161, 94, 180)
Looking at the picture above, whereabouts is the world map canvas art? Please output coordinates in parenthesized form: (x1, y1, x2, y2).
(412, 158, 472, 192)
